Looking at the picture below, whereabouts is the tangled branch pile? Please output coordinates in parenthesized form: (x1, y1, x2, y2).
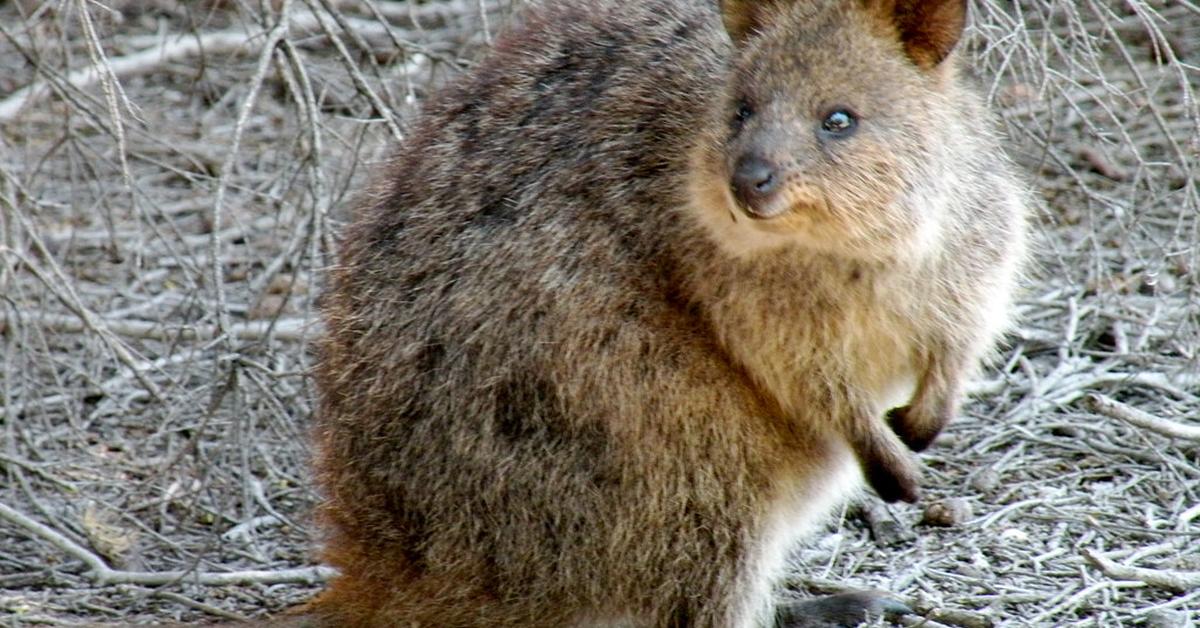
(0, 1, 1196, 625)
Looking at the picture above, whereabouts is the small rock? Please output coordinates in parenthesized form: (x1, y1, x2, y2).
(999, 528, 1029, 543)
(1146, 271, 1177, 295)
(969, 469, 1001, 494)
(266, 273, 302, 295)
(921, 498, 973, 527)
(1144, 609, 1193, 628)
(248, 294, 290, 319)
(956, 563, 987, 579)
(1050, 424, 1082, 438)
(226, 265, 250, 282)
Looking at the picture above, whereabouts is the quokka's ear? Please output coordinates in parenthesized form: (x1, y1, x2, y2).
(864, 0, 968, 69)
(720, 0, 789, 45)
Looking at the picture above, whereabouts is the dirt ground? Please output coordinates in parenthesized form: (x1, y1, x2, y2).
(0, 0, 1197, 626)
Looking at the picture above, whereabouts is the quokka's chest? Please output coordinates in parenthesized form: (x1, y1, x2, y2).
(705, 267, 926, 415)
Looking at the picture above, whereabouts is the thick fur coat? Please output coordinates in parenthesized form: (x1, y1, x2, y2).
(310, 0, 1029, 625)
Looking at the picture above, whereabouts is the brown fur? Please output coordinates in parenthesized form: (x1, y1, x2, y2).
(309, 0, 1029, 626)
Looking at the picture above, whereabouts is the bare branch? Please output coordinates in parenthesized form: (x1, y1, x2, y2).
(1083, 549, 1200, 592)
(0, 501, 336, 587)
(1, 310, 311, 343)
(0, 10, 430, 123)
(1082, 393, 1200, 442)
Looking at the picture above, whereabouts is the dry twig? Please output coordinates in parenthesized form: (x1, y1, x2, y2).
(1, 310, 310, 343)
(1083, 549, 1200, 593)
(0, 501, 335, 587)
(0, 11, 434, 123)
(1082, 393, 1200, 442)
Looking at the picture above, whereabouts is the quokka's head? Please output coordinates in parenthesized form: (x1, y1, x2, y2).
(694, 0, 985, 262)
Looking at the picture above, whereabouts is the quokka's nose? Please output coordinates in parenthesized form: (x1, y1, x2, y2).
(730, 154, 780, 217)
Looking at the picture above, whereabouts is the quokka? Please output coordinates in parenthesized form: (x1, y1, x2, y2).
(309, 0, 1030, 625)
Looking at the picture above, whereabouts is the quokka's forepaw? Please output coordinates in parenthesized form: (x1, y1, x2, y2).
(774, 591, 912, 627)
(886, 404, 947, 453)
(851, 422, 922, 503)
(863, 450, 921, 504)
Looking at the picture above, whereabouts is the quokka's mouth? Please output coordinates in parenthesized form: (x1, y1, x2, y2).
(736, 184, 831, 229)
(737, 196, 791, 220)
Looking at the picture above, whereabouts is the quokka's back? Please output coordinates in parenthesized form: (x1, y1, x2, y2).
(310, 0, 1029, 626)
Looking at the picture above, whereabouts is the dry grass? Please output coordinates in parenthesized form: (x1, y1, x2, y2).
(0, 0, 1197, 626)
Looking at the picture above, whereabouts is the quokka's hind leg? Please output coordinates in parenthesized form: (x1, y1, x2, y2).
(308, 569, 577, 628)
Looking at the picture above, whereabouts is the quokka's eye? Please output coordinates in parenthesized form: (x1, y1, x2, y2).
(820, 108, 858, 138)
(733, 101, 754, 126)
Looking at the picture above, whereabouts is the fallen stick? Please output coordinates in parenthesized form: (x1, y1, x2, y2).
(0, 11, 421, 122)
(0, 30, 245, 122)
(317, 0, 502, 28)
(1083, 548, 1200, 592)
(150, 589, 250, 622)
(1, 310, 312, 343)
(1082, 393, 1200, 442)
(0, 500, 336, 587)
